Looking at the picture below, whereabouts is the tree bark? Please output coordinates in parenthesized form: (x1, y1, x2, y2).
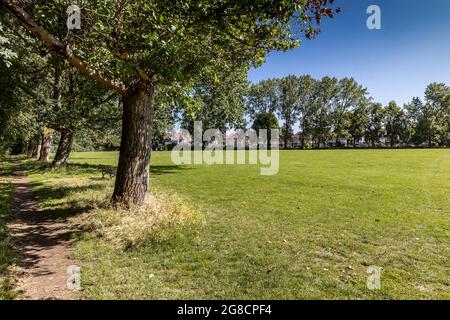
(34, 142, 42, 159)
(39, 64, 64, 163)
(52, 129, 74, 167)
(38, 128, 53, 162)
(112, 82, 155, 206)
(284, 125, 289, 150)
(27, 134, 42, 158)
(26, 141, 34, 158)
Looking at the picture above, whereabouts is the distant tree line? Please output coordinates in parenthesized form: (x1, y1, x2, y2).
(247, 76, 450, 149)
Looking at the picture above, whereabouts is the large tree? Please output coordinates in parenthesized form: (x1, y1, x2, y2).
(332, 78, 368, 146)
(1, 0, 338, 205)
(51, 68, 120, 166)
(422, 83, 450, 146)
(296, 75, 317, 149)
(407, 84, 450, 147)
(366, 102, 385, 147)
(349, 102, 369, 146)
(38, 61, 64, 162)
(247, 78, 280, 119)
(310, 76, 338, 148)
(0, 23, 50, 155)
(181, 67, 249, 135)
(278, 75, 300, 148)
(384, 101, 406, 147)
(252, 112, 280, 147)
(404, 97, 424, 145)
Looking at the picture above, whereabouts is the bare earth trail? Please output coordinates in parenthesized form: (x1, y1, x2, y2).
(8, 162, 79, 300)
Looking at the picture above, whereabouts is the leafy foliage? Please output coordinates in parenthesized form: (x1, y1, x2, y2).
(180, 67, 249, 133)
(1, 0, 338, 90)
(248, 76, 448, 148)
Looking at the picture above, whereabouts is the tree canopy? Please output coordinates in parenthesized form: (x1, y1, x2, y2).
(0, 0, 339, 92)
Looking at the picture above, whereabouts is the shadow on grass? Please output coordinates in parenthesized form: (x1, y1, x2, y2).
(63, 162, 192, 177)
(20, 161, 98, 177)
(15, 162, 103, 217)
(21, 160, 191, 178)
(0, 157, 15, 177)
(32, 181, 105, 204)
(150, 165, 191, 176)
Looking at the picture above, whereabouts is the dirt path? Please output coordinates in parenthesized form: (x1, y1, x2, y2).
(8, 162, 80, 300)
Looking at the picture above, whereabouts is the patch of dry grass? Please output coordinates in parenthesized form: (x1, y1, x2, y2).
(79, 191, 200, 249)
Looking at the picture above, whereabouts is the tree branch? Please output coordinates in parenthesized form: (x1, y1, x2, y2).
(0, 0, 127, 94)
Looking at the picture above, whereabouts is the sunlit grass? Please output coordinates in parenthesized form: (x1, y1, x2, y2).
(23, 149, 450, 299)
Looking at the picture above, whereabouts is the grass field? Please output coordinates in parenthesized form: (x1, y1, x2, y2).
(20, 149, 450, 299)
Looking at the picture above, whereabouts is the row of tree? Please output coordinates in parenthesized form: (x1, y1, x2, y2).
(248, 76, 450, 148)
(2, 43, 448, 161)
(2, 50, 449, 162)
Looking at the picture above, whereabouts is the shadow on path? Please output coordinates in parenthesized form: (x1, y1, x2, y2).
(8, 163, 80, 300)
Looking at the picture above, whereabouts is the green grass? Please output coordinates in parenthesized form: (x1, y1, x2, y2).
(0, 159, 16, 300)
(21, 150, 450, 299)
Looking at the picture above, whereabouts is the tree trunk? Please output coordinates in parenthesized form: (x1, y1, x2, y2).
(428, 136, 432, 148)
(52, 129, 74, 167)
(38, 127, 54, 162)
(30, 145, 39, 158)
(38, 64, 63, 163)
(26, 141, 34, 158)
(284, 127, 289, 150)
(34, 142, 42, 159)
(301, 137, 305, 150)
(112, 82, 155, 206)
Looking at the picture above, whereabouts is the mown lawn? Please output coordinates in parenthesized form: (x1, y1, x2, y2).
(0, 159, 15, 300)
(22, 150, 450, 299)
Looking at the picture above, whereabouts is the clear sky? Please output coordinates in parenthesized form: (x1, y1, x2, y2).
(248, 0, 450, 106)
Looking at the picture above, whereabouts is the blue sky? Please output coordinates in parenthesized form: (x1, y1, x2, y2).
(248, 0, 450, 106)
